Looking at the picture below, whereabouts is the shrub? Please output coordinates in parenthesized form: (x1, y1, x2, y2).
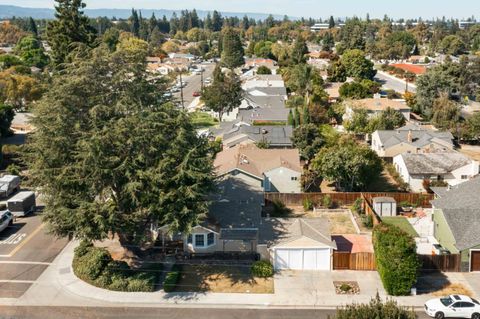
(163, 268, 180, 293)
(6, 164, 20, 176)
(251, 260, 274, 278)
(73, 247, 112, 281)
(352, 198, 363, 214)
(322, 195, 334, 208)
(74, 241, 93, 258)
(331, 294, 416, 319)
(303, 197, 314, 211)
(362, 214, 373, 229)
(339, 283, 352, 292)
(373, 224, 420, 296)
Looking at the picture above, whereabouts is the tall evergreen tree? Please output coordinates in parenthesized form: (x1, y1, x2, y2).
(204, 13, 213, 31)
(221, 27, 244, 68)
(46, 0, 96, 66)
(28, 17, 38, 36)
(170, 12, 179, 35)
(130, 8, 140, 37)
(328, 16, 335, 29)
(25, 46, 215, 244)
(290, 36, 308, 64)
(149, 13, 158, 33)
(212, 10, 223, 32)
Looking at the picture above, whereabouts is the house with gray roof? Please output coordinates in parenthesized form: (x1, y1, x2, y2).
(371, 123, 454, 158)
(393, 152, 479, 192)
(430, 176, 480, 271)
(238, 108, 290, 125)
(210, 121, 293, 148)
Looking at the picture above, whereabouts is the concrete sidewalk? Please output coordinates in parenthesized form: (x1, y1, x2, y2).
(0, 241, 476, 309)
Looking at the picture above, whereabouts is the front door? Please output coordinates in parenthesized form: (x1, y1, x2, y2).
(471, 251, 480, 272)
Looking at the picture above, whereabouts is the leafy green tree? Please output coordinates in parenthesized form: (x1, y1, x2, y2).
(202, 66, 243, 122)
(256, 65, 272, 75)
(0, 54, 24, 69)
(291, 124, 325, 161)
(221, 28, 244, 68)
(312, 137, 382, 191)
(25, 46, 214, 245)
(465, 112, 480, 141)
(254, 41, 273, 59)
(327, 60, 347, 82)
(375, 107, 406, 130)
(341, 49, 376, 80)
(14, 35, 49, 68)
(431, 93, 460, 130)
(344, 108, 369, 133)
(46, 0, 96, 66)
(102, 28, 120, 52)
(440, 35, 466, 56)
(0, 103, 15, 137)
(290, 36, 308, 64)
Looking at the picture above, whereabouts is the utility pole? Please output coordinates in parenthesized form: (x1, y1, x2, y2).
(200, 67, 204, 91)
(179, 72, 185, 110)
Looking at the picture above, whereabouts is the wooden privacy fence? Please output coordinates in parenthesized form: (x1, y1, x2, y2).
(265, 192, 434, 208)
(361, 193, 382, 225)
(333, 252, 377, 271)
(418, 254, 461, 272)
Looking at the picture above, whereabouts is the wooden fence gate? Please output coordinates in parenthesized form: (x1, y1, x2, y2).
(333, 252, 377, 271)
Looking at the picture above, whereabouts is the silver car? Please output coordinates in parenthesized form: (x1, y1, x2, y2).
(0, 210, 13, 233)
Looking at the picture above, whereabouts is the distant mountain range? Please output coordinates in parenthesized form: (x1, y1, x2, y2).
(0, 5, 292, 21)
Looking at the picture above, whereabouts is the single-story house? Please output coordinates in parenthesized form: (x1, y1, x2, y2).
(393, 152, 479, 192)
(246, 86, 287, 99)
(324, 82, 343, 102)
(168, 53, 196, 61)
(210, 121, 293, 149)
(343, 97, 411, 122)
(238, 108, 290, 125)
(431, 176, 480, 271)
(258, 218, 337, 271)
(147, 63, 176, 75)
(371, 123, 455, 158)
(214, 144, 302, 193)
(240, 94, 286, 110)
(242, 74, 285, 90)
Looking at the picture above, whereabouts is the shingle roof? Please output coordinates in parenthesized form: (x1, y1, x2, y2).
(399, 152, 472, 175)
(244, 94, 286, 109)
(222, 125, 293, 148)
(376, 124, 454, 149)
(238, 108, 289, 124)
(246, 87, 287, 97)
(214, 144, 302, 179)
(431, 176, 480, 250)
(258, 218, 337, 249)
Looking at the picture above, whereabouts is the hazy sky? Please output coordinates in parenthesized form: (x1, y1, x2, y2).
(1, 0, 479, 19)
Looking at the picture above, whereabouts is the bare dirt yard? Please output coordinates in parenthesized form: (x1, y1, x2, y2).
(459, 144, 480, 161)
(292, 207, 358, 235)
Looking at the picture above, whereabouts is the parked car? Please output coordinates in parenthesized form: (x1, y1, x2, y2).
(0, 210, 13, 233)
(0, 175, 20, 198)
(7, 191, 36, 217)
(192, 91, 201, 97)
(204, 77, 212, 84)
(170, 86, 180, 93)
(425, 295, 480, 319)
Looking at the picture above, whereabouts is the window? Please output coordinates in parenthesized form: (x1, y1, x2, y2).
(207, 233, 215, 246)
(195, 234, 205, 247)
(461, 175, 468, 180)
(291, 176, 298, 181)
(187, 234, 192, 244)
(461, 302, 475, 308)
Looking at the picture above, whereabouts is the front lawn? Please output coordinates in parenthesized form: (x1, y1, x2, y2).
(173, 264, 274, 293)
(381, 217, 418, 237)
(189, 112, 218, 129)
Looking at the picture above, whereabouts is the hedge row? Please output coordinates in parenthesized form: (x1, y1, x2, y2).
(332, 294, 416, 319)
(373, 223, 420, 296)
(73, 241, 162, 292)
(163, 266, 180, 293)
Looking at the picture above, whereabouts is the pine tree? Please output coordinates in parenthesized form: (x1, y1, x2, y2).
(288, 109, 294, 126)
(204, 13, 213, 31)
(212, 10, 223, 32)
(190, 9, 200, 29)
(46, 0, 96, 66)
(149, 13, 158, 33)
(28, 17, 38, 36)
(170, 12, 179, 35)
(290, 36, 308, 64)
(130, 8, 140, 37)
(328, 16, 335, 29)
(221, 27, 244, 68)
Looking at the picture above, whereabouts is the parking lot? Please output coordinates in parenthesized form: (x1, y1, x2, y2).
(0, 210, 68, 298)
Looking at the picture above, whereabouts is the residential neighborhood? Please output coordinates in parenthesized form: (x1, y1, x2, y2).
(1, 1, 480, 319)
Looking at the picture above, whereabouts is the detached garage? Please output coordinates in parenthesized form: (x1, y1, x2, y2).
(258, 218, 337, 271)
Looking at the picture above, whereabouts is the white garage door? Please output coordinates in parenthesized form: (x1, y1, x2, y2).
(274, 248, 330, 270)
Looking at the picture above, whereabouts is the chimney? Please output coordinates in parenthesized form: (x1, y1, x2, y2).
(407, 130, 413, 143)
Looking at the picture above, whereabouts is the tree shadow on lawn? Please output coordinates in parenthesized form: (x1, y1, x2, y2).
(174, 264, 272, 293)
(416, 271, 450, 295)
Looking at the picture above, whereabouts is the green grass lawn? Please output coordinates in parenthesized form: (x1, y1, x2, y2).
(381, 217, 418, 237)
(190, 112, 218, 129)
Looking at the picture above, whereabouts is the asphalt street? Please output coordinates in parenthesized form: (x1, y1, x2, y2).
(0, 212, 68, 298)
(174, 63, 215, 108)
(0, 306, 432, 319)
(375, 71, 417, 94)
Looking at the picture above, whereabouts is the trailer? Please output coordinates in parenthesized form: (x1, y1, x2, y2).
(0, 175, 20, 198)
(7, 191, 36, 217)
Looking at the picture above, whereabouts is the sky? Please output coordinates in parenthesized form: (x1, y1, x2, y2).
(1, 0, 479, 19)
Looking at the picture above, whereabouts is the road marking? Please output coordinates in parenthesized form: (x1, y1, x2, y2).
(0, 223, 44, 258)
(0, 261, 51, 265)
(0, 233, 27, 245)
